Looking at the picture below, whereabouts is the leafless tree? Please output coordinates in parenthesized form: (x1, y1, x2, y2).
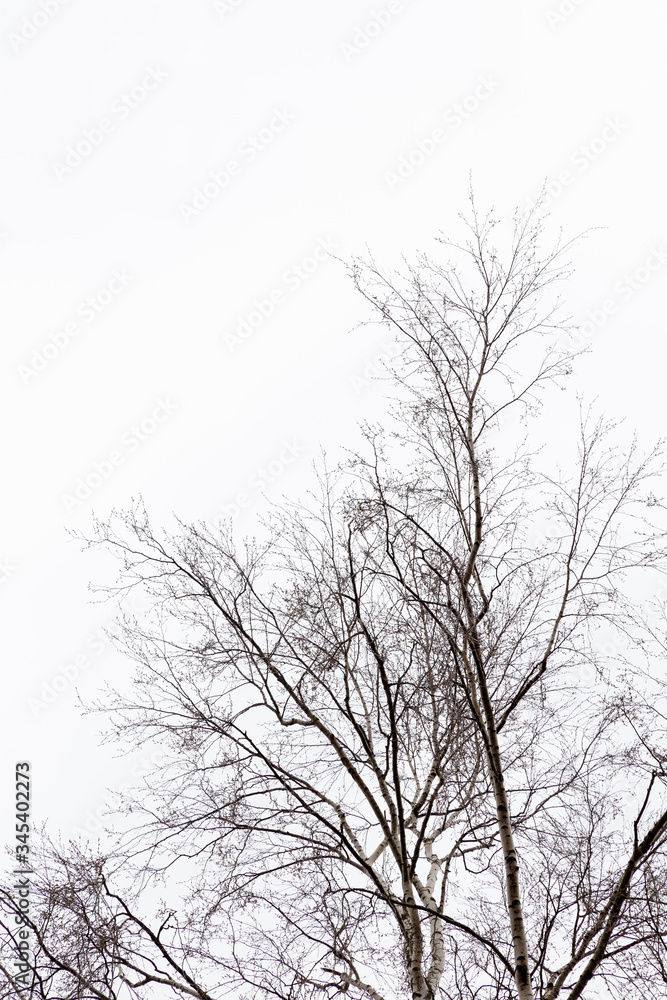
(3, 203, 667, 1000)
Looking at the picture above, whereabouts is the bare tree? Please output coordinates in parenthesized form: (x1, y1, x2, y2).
(4, 203, 667, 1000)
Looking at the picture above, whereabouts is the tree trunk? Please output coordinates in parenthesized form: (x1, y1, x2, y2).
(489, 736, 534, 1000)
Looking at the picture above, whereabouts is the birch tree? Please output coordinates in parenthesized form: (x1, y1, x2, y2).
(3, 204, 667, 1000)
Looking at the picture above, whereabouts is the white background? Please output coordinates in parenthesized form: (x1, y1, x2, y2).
(1, 0, 666, 866)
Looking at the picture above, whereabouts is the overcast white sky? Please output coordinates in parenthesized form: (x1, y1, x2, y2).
(1, 0, 666, 864)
